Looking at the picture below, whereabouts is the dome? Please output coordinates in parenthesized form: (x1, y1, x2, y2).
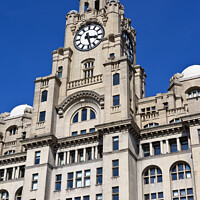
(182, 65, 200, 79)
(68, 10, 78, 15)
(9, 104, 33, 118)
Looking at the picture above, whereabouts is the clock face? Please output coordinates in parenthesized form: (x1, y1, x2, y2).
(122, 31, 134, 64)
(74, 24, 104, 51)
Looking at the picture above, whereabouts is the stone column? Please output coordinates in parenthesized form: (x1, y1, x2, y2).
(95, 146, 98, 159)
(3, 168, 7, 181)
(150, 143, 153, 156)
(166, 140, 169, 153)
(63, 152, 67, 165)
(177, 138, 181, 151)
(67, 151, 70, 164)
(160, 141, 164, 154)
(91, 147, 95, 160)
(16, 166, 20, 179)
(55, 153, 58, 166)
(139, 144, 143, 158)
(12, 168, 15, 180)
(83, 148, 86, 161)
(75, 150, 78, 163)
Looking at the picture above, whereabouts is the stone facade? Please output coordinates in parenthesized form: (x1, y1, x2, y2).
(0, 0, 199, 200)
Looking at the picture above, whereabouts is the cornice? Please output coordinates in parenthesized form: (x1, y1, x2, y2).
(21, 134, 57, 150)
(0, 152, 26, 166)
(55, 132, 102, 149)
(34, 75, 61, 85)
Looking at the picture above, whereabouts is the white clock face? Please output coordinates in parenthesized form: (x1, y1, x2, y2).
(74, 24, 104, 51)
(122, 31, 134, 64)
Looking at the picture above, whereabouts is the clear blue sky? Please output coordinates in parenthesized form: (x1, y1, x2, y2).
(0, 0, 200, 114)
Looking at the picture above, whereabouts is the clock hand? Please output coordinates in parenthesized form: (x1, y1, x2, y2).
(89, 35, 98, 39)
(85, 33, 91, 47)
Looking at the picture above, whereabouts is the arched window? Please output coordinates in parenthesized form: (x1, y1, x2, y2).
(0, 190, 9, 200)
(187, 88, 200, 98)
(58, 66, 63, 79)
(73, 113, 79, 123)
(170, 118, 180, 124)
(72, 108, 96, 123)
(41, 90, 48, 102)
(83, 61, 94, 78)
(15, 187, 22, 200)
(113, 73, 120, 86)
(144, 123, 159, 129)
(171, 162, 191, 181)
(143, 166, 162, 184)
(90, 110, 96, 119)
(4, 150, 15, 155)
(7, 126, 18, 136)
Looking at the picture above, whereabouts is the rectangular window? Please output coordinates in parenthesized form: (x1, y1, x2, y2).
(142, 144, 150, 157)
(180, 137, 189, 150)
(81, 129, 87, 134)
(19, 166, 25, 178)
(86, 148, 92, 160)
(72, 131, 78, 136)
(96, 168, 102, 185)
(39, 111, 46, 122)
(98, 146, 103, 158)
(144, 194, 149, 200)
(112, 187, 119, 200)
(0, 170, 4, 181)
(35, 151, 41, 165)
(82, 109, 87, 121)
(89, 128, 96, 132)
(112, 160, 119, 177)
(113, 136, 119, 151)
(198, 129, 200, 143)
(113, 95, 120, 106)
(78, 149, 84, 162)
(153, 142, 161, 155)
(55, 174, 62, 191)
(58, 66, 63, 79)
(96, 194, 102, 200)
(169, 139, 177, 153)
(76, 171, 82, 188)
(84, 196, 90, 200)
(32, 174, 38, 190)
(84, 170, 91, 186)
(75, 197, 81, 200)
(58, 152, 64, 166)
(67, 172, 73, 189)
(7, 168, 13, 180)
(70, 151, 75, 163)
(66, 199, 72, 200)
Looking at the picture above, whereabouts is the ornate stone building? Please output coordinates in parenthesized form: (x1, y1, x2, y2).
(0, 0, 199, 199)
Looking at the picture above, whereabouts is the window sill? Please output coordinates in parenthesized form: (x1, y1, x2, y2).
(66, 186, 90, 191)
(111, 176, 119, 179)
(30, 189, 38, 192)
(54, 190, 61, 192)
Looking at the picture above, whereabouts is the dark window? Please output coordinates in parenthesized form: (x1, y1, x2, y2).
(113, 136, 119, 151)
(143, 144, 150, 157)
(75, 197, 81, 200)
(39, 111, 46, 122)
(98, 146, 103, 158)
(169, 139, 177, 153)
(89, 128, 95, 133)
(81, 130, 87, 134)
(22, 132, 26, 139)
(70, 151, 75, 163)
(112, 160, 119, 177)
(113, 73, 120, 86)
(72, 131, 78, 136)
(96, 194, 102, 200)
(151, 193, 156, 199)
(113, 95, 120, 106)
(82, 109, 87, 121)
(7, 168, 13, 180)
(110, 53, 115, 59)
(58, 66, 63, 79)
(84, 196, 90, 200)
(35, 151, 41, 165)
(19, 166, 25, 178)
(153, 142, 161, 155)
(95, 0, 100, 10)
(96, 168, 102, 185)
(158, 192, 163, 198)
(112, 187, 119, 200)
(86, 148, 92, 160)
(55, 174, 62, 191)
(73, 113, 79, 123)
(41, 90, 48, 102)
(0, 170, 4, 181)
(84, 2, 89, 12)
(67, 172, 73, 189)
(90, 110, 96, 119)
(144, 194, 149, 200)
(180, 137, 189, 150)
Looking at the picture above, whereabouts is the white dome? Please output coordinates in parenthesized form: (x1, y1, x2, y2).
(182, 65, 200, 79)
(9, 104, 33, 118)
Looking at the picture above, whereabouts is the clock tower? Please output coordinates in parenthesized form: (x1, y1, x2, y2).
(25, 0, 146, 199)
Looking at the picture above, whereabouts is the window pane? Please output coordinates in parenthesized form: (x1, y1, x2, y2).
(187, 188, 193, 195)
(157, 175, 162, 182)
(39, 111, 46, 122)
(76, 180, 82, 187)
(41, 90, 48, 102)
(113, 168, 119, 177)
(113, 73, 120, 85)
(180, 189, 186, 196)
(82, 109, 87, 121)
(72, 131, 78, 136)
(172, 173, 177, 180)
(178, 164, 184, 171)
(90, 110, 96, 119)
(113, 137, 119, 151)
(56, 183, 61, 191)
(186, 172, 191, 179)
(151, 193, 156, 199)
(150, 177, 156, 183)
(73, 113, 79, 123)
(96, 194, 102, 200)
(85, 178, 90, 186)
(76, 172, 82, 178)
(81, 130, 87, 134)
(173, 190, 178, 197)
(158, 192, 163, 198)
(150, 169, 155, 175)
(113, 95, 120, 106)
